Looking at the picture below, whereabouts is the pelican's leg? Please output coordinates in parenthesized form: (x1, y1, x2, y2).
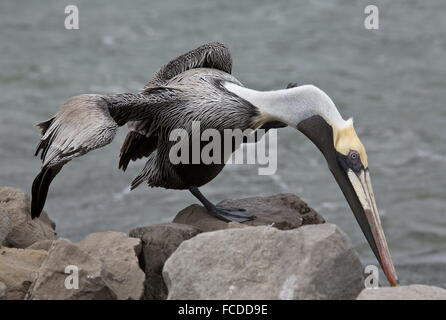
(189, 187, 256, 222)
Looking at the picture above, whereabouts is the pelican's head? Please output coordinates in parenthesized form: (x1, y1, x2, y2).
(298, 115, 399, 287)
(223, 82, 399, 286)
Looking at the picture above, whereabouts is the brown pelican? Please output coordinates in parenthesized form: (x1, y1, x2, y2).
(31, 42, 398, 286)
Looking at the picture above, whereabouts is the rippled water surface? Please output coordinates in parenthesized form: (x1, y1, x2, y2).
(1, 0, 445, 286)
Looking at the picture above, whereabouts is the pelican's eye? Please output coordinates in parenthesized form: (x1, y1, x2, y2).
(348, 150, 360, 163)
(336, 150, 363, 173)
(344, 150, 363, 172)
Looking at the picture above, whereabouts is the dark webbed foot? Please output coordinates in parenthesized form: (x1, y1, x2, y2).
(210, 207, 256, 222)
(189, 187, 256, 223)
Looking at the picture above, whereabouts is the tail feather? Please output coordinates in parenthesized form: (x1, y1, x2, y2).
(31, 165, 62, 219)
(130, 172, 146, 191)
(36, 117, 55, 136)
(119, 132, 158, 171)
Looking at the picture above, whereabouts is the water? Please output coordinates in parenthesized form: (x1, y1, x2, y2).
(1, 0, 445, 286)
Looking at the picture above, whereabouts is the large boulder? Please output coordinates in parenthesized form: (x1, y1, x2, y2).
(0, 247, 48, 300)
(26, 232, 145, 300)
(130, 223, 201, 300)
(173, 193, 325, 232)
(0, 209, 12, 246)
(0, 187, 56, 248)
(163, 224, 364, 300)
(78, 232, 145, 300)
(357, 285, 446, 300)
(26, 238, 116, 300)
(27, 240, 54, 251)
(0, 281, 6, 299)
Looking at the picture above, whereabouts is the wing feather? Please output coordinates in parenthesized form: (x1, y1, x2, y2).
(120, 42, 232, 171)
(31, 89, 179, 218)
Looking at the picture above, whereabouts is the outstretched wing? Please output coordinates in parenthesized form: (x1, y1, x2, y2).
(35, 95, 117, 168)
(144, 41, 232, 89)
(32, 94, 118, 218)
(32, 89, 180, 218)
(119, 42, 232, 171)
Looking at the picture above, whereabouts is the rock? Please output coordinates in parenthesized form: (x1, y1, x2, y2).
(163, 224, 364, 300)
(0, 187, 56, 248)
(0, 247, 48, 299)
(27, 240, 54, 251)
(129, 223, 201, 300)
(173, 193, 325, 232)
(0, 281, 6, 299)
(26, 233, 145, 300)
(357, 285, 446, 300)
(173, 205, 226, 231)
(218, 194, 325, 227)
(227, 222, 249, 229)
(26, 238, 117, 300)
(78, 232, 145, 300)
(0, 209, 12, 246)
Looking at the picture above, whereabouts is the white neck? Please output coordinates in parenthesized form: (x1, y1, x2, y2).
(224, 82, 347, 128)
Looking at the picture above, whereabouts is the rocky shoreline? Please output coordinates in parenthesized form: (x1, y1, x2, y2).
(0, 186, 445, 300)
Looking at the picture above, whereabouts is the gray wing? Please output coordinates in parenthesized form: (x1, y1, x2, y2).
(35, 95, 117, 168)
(144, 41, 232, 88)
(32, 89, 180, 218)
(119, 42, 232, 171)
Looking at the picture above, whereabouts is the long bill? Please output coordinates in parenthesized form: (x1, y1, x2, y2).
(297, 115, 399, 286)
(336, 166, 399, 286)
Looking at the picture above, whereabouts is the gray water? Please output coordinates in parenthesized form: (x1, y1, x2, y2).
(1, 0, 445, 287)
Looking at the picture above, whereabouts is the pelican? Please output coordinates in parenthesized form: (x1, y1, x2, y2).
(31, 42, 398, 286)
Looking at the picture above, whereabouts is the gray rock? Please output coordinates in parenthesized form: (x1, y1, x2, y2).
(27, 240, 54, 251)
(227, 221, 249, 229)
(357, 285, 446, 300)
(26, 238, 117, 300)
(163, 224, 364, 300)
(26, 233, 145, 300)
(173, 193, 325, 232)
(129, 223, 201, 300)
(0, 247, 48, 299)
(0, 187, 56, 248)
(0, 209, 12, 246)
(0, 281, 6, 299)
(173, 204, 227, 231)
(78, 232, 145, 300)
